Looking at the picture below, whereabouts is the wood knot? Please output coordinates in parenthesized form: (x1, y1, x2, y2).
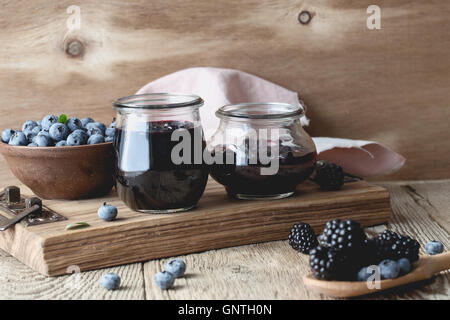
(65, 40, 84, 58)
(298, 11, 312, 25)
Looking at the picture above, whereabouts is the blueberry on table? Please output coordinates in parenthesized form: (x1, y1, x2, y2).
(49, 123, 69, 142)
(22, 120, 38, 132)
(100, 273, 121, 290)
(41, 115, 58, 131)
(98, 202, 118, 221)
(28, 143, 38, 147)
(378, 259, 400, 279)
(397, 258, 411, 275)
(1, 129, 15, 143)
(88, 133, 105, 145)
(66, 117, 83, 132)
(55, 140, 67, 147)
(8, 131, 28, 146)
(164, 259, 186, 278)
(154, 271, 175, 290)
(425, 241, 444, 255)
(81, 117, 94, 127)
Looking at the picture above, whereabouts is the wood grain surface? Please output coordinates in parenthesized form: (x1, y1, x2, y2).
(0, 179, 448, 300)
(0, 0, 449, 180)
(0, 177, 389, 276)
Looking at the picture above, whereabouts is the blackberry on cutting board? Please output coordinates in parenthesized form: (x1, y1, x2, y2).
(309, 245, 350, 280)
(312, 160, 345, 191)
(288, 223, 318, 254)
(319, 219, 367, 251)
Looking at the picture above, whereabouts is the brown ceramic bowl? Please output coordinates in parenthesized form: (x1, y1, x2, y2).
(0, 142, 115, 200)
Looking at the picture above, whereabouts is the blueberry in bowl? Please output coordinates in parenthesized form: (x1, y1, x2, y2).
(0, 115, 116, 200)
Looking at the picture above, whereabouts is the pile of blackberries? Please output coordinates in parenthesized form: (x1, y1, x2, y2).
(288, 219, 431, 281)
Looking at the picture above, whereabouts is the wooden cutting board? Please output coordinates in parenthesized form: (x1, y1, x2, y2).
(0, 179, 390, 276)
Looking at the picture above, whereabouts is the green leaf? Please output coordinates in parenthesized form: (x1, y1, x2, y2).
(65, 222, 90, 231)
(58, 114, 67, 124)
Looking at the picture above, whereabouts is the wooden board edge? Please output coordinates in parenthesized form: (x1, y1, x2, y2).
(41, 194, 390, 276)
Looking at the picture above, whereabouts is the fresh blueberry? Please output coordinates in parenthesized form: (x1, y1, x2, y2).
(105, 136, 114, 143)
(28, 143, 38, 147)
(34, 131, 54, 146)
(397, 258, 411, 275)
(100, 273, 121, 290)
(67, 131, 87, 146)
(378, 259, 400, 279)
(154, 271, 175, 290)
(71, 129, 89, 142)
(86, 122, 106, 136)
(110, 120, 116, 129)
(31, 125, 42, 135)
(1, 129, 15, 143)
(23, 129, 37, 143)
(81, 117, 95, 127)
(22, 120, 38, 132)
(55, 140, 67, 147)
(98, 202, 118, 221)
(66, 117, 83, 132)
(49, 123, 69, 142)
(105, 127, 116, 137)
(88, 133, 105, 145)
(37, 120, 42, 126)
(356, 266, 379, 281)
(164, 259, 186, 278)
(8, 131, 28, 146)
(32, 134, 52, 147)
(425, 241, 444, 255)
(41, 115, 58, 131)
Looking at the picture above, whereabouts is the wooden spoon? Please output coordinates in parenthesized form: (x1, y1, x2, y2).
(303, 252, 450, 298)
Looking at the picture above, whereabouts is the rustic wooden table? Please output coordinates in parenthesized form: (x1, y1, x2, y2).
(0, 176, 448, 299)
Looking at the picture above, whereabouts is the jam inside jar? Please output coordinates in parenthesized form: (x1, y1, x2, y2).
(208, 102, 317, 200)
(113, 93, 209, 213)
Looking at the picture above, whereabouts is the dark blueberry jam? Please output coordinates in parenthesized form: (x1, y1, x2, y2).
(114, 121, 209, 212)
(209, 141, 316, 198)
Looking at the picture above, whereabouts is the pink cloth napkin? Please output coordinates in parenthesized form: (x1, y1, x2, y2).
(137, 67, 405, 177)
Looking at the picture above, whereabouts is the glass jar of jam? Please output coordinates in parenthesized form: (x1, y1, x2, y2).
(112, 93, 209, 213)
(208, 102, 317, 200)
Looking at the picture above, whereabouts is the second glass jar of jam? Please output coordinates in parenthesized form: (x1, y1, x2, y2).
(112, 93, 209, 213)
(208, 102, 317, 200)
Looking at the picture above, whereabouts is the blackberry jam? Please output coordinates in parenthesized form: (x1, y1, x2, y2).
(208, 102, 317, 200)
(113, 94, 208, 213)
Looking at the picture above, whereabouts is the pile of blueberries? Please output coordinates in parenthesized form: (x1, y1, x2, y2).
(1, 115, 116, 147)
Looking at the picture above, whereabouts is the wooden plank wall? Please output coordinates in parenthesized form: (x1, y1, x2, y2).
(0, 0, 448, 180)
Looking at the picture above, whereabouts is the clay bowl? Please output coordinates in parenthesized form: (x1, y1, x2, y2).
(0, 142, 115, 200)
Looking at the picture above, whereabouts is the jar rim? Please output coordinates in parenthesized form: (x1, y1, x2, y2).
(215, 102, 304, 120)
(113, 93, 204, 110)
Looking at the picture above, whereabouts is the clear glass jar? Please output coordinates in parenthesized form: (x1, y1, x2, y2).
(208, 102, 317, 200)
(112, 93, 209, 213)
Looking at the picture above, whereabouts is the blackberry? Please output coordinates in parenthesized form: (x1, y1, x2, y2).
(374, 230, 420, 262)
(309, 246, 349, 280)
(319, 219, 366, 251)
(288, 223, 318, 254)
(312, 161, 344, 191)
